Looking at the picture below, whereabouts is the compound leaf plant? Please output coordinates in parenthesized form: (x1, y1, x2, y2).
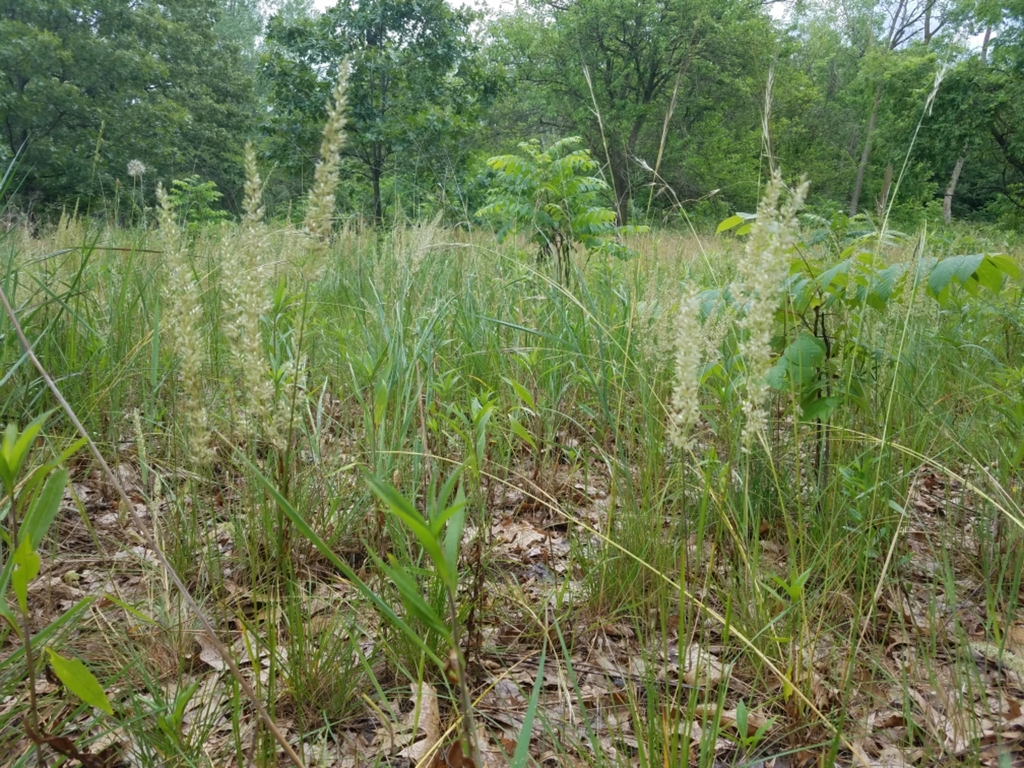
(478, 136, 646, 283)
(716, 210, 1022, 434)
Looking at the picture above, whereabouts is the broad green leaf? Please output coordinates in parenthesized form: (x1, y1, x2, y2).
(374, 555, 451, 644)
(473, 398, 493, 468)
(0, 412, 53, 495)
(801, 395, 840, 422)
(736, 699, 749, 741)
(865, 263, 905, 310)
(784, 333, 826, 386)
(0, 448, 12, 496)
(429, 497, 467, 540)
(989, 254, 1021, 280)
(443, 486, 467, 579)
(434, 466, 464, 522)
(21, 468, 67, 551)
(158, 680, 199, 737)
(766, 358, 789, 391)
(9, 412, 52, 475)
(975, 257, 1004, 294)
(45, 647, 114, 715)
(12, 537, 40, 613)
(716, 215, 744, 234)
(19, 438, 85, 509)
(509, 417, 538, 451)
(364, 472, 450, 585)
(816, 259, 850, 294)
(928, 254, 984, 302)
(373, 379, 388, 428)
(954, 254, 986, 284)
(504, 377, 536, 410)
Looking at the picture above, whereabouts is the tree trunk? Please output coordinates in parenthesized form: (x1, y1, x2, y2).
(981, 26, 992, 65)
(371, 165, 383, 226)
(610, 150, 631, 226)
(849, 84, 883, 217)
(943, 153, 966, 224)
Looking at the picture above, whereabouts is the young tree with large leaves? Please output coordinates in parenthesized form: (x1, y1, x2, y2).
(261, 0, 490, 224)
(486, 0, 773, 225)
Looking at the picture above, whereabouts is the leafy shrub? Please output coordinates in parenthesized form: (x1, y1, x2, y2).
(167, 175, 229, 232)
(712, 207, 1022, 429)
(477, 137, 646, 283)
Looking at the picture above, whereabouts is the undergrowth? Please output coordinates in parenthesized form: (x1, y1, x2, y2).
(0, 157, 1023, 767)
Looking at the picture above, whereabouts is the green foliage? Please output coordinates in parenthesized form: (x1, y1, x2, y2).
(44, 648, 114, 715)
(167, 175, 229, 232)
(364, 467, 467, 657)
(717, 209, 1022, 429)
(731, 699, 774, 753)
(260, 0, 492, 222)
(10, 538, 38, 615)
(3, 197, 1024, 765)
(0, 416, 105, 766)
(478, 137, 646, 282)
(0, 413, 84, 617)
(485, 0, 771, 223)
(0, 0, 254, 211)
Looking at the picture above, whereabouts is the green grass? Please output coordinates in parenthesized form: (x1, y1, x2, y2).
(0, 213, 1021, 768)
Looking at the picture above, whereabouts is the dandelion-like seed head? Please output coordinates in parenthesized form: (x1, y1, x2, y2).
(127, 159, 146, 179)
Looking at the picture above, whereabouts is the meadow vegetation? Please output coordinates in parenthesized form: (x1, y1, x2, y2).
(3, 0, 1024, 765)
(1, 115, 1024, 766)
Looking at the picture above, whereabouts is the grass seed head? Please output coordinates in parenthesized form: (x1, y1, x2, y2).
(303, 63, 349, 281)
(734, 170, 808, 447)
(242, 142, 264, 228)
(157, 182, 213, 464)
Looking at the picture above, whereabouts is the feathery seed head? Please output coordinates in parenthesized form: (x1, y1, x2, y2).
(242, 142, 264, 227)
(156, 183, 178, 242)
(127, 159, 146, 179)
(303, 63, 350, 280)
(734, 170, 808, 447)
(668, 289, 705, 450)
(157, 181, 213, 464)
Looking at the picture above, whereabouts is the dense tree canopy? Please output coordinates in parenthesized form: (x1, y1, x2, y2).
(261, 0, 494, 222)
(0, 0, 254, 212)
(3, 0, 1024, 229)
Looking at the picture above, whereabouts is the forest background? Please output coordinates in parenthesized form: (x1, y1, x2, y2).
(4, 0, 1024, 232)
(6, 1, 1024, 767)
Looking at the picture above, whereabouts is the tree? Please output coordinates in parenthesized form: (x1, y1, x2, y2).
(0, 0, 255, 212)
(477, 136, 645, 283)
(262, 0, 488, 223)
(833, 0, 956, 215)
(216, 0, 265, 68)
(486, 0, 773, 225)
(983, 0, 1024, 222)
